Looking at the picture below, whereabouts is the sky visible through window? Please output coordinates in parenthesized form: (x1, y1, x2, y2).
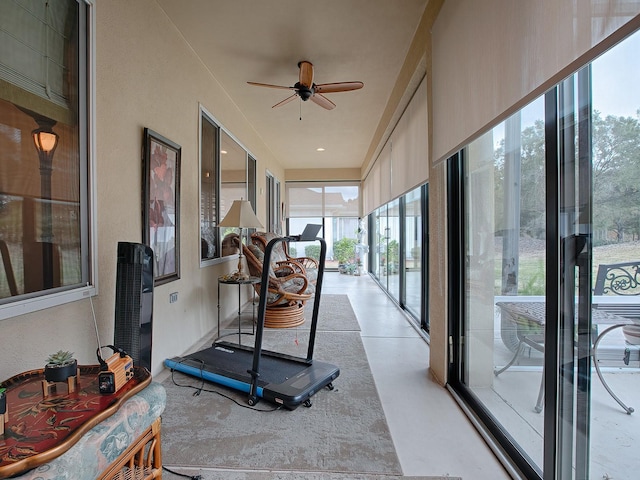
(491, 29, 640, 150)
(592, 30, 640, 117)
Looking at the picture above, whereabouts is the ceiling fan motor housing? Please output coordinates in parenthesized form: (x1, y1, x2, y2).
(248, 62, 363, 110)
(294, 82, 314, 101)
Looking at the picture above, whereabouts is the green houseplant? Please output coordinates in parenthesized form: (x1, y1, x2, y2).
(334, 237, 357, 273)
(44, 350, 78, 383)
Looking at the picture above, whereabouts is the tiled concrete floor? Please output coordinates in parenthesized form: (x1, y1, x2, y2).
(169, 271, 638, 478)
(322, 272, 511, 479)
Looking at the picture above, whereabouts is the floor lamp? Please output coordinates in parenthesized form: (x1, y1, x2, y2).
(218, 200, 263, 280)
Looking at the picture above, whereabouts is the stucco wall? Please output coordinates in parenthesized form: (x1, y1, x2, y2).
(0, 0, 285, 380)
(427, 161, 448, 384)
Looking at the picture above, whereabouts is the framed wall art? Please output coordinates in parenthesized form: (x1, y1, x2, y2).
(142, 128, 181, 285)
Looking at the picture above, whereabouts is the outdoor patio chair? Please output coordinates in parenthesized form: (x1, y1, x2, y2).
(495, 300, 638, 414)
(593, 260, 640, 343)
(494, 301, 546, 412)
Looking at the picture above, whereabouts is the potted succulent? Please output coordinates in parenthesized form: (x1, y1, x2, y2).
(44, 350, 78, 383)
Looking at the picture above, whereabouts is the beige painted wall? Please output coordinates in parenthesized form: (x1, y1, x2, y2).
(427, 161, 448, 384)
(0, 0, 285, 380)
(285, 168, 361, 182)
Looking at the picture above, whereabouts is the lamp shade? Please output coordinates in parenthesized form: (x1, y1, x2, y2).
(218, 200, 263, 229)
(33, 129, 59, 154)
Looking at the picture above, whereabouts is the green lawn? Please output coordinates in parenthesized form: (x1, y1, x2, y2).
(493, 239, 639, 295)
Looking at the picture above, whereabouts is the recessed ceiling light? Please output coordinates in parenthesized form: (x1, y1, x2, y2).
(316, 147, 325, 152)
(221, 150, 227, 154)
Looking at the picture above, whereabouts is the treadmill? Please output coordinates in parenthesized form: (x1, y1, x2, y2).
(164, 228, 339, 409)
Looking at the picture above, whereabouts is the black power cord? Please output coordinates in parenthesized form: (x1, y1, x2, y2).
(162, 464, 203, 479)
(161, 361, 283, 479)
(169, 358, 282, 412)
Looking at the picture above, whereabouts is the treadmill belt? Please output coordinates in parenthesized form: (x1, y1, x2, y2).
(184, 345, 308, 386)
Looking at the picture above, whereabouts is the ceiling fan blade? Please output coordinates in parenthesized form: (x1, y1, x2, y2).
(272, 93, 298, 108)
(310, 93, 336, 110)
(298, 61, 314, 88)
(315, 81, 364, 94)
(247, 81, 294, 90)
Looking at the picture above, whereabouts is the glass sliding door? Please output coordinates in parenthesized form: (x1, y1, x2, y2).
(457, 96, 547, 477)
(404, 185, 428, 331)
(265, 172, 281, 234)
(373, 200, 401, 296)
(386, 198, 401, 302)
(404, 187, 421, 318)
(449, 29, 640, 479)
(367, 186, 430, 332)
(287, 185, 323, 244)
(372, 205, 387, 284)
(544, 68, 593, 480)
(286, 183, 359, 271)
(587, 31, 640, 479)
(324, 185, 359, 273)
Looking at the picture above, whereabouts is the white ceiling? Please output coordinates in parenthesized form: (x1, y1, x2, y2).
(156, 0, 428, 171)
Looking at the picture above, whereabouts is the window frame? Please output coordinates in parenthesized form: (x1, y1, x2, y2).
(0, 0, 97, 321)
(199, 105, 257, 266)
(199, 105, 221, 264)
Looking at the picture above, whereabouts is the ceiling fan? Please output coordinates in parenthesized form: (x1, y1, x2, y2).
(247, 61, 364, 110)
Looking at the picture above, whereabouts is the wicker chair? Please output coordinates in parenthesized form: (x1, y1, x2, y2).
(241, 233, 315, 328)
(250, 231, 319, 284)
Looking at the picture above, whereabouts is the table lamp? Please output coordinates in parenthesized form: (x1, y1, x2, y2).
(218, 199, 263, 280)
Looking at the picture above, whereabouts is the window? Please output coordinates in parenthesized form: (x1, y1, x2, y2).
(200, 111, 219, 260)
(199, 108, 255, 262)
(404, 185, 428, 331)
(448, 29, 640, 479)
(367, 186, 429, 332)
(220, 131, 247, 219)
(265, 171, 280, 234)
(247, 155, 256, 209)
(0, 0, 91, 316)
(286, 182, 359, 271)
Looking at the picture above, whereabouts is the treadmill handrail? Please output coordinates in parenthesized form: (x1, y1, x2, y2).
(249, 235, 326, 401)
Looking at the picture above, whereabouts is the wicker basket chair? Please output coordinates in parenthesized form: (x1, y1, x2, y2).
(250, 231, 319, 285)
(241, 235, 314, 328)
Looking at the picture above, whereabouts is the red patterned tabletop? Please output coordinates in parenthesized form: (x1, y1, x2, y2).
(0, 365, 150, 478)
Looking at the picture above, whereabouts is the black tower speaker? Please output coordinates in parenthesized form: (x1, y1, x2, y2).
(114, 242, 154, 371)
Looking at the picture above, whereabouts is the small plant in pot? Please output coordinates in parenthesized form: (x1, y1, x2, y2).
(44, 350, 78, 383)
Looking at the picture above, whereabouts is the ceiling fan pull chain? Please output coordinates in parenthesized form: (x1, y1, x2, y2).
(299, 99, 302, 121)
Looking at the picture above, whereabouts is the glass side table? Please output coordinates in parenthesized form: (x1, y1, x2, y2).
(217, 275, 260, 345)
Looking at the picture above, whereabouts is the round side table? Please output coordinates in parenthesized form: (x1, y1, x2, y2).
(217, 275, 260, 344)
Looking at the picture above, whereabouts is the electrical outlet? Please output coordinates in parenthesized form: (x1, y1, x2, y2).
(169, 292, 178, 303)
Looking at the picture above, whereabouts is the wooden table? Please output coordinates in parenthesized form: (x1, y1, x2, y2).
(495, 301, 637, 414)
(0, 365, 151, 478)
